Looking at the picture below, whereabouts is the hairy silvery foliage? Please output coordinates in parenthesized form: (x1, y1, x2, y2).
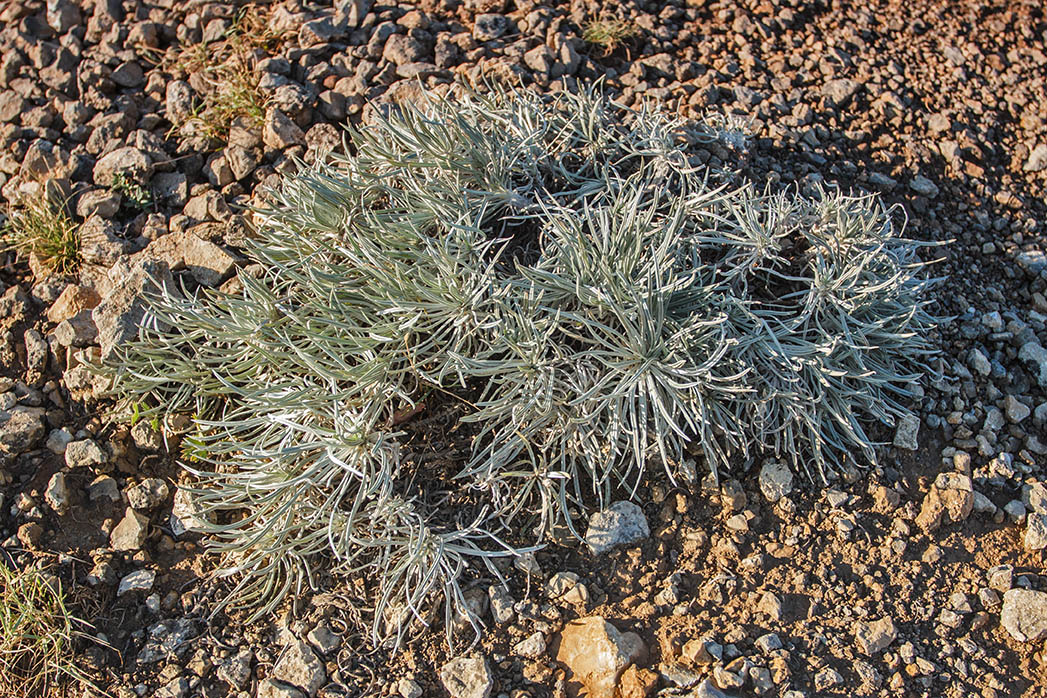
(105, 86, 937, 646)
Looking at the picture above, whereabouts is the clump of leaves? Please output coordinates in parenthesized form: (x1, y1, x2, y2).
(111, 172, 153, 210)
(582, 18, 640, 54)
(1, 192, 79, 276)
(105, 86, 938, 647)
(0, 561, 102, 697)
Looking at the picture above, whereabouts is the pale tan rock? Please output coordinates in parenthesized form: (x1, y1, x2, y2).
(915, 472, 973, 531)
(854, 617, 897, 655)
(438, 656, 492, 698)
(556, 616, 646, 698)
(47, 284, 101, 324)
(618, 664, 658, 698)
(1001, 589, 1047, 642)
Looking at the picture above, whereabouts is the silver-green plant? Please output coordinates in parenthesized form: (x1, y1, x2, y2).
(104, 85, 937, 646)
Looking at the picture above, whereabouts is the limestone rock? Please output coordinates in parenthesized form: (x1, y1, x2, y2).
(556, 616, 645, 698)
(758, 461, 793, 503)
(110, 507, 149, 551)
(45, 472, 72, 515)
(1025, 513, 1047, 551)
(93, 146, 152, 185)
(263, 108, 306, 150)
(1000, 589, 1047, 642)
(438, 656, 493, 698)
(0, 406, 46, 454)
(65, 438, 106, 468)
(92, 259, 177, 360)
(118, 569, 156, 596)
(180, 233, 237, 287)
(585, 501, 649, 555)
(854, 617, 897, 655)
(170, 487, 207, 537)
(273, 639, 326, 697)
(128, 478, 170, 511)
(915, 472, 973, 531)
(893, 413, 920, 450)
(257, 679, 306, 698)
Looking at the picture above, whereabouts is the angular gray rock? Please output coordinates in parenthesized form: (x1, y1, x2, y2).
(306, 623, 340, 655)
(273, 639, 326, 698)
(0, 406, 46, 454)
(181, 233, 237, 287)
(45, 428, 72, 454)
(65, 439, 107, 468)
(1025, 513, 1047, 551)
(93, 146, 152, 185)
(88, 475, 121, 503)
(45, 472, 72, 515)
(893, 413, 920, 450)
(118, 569, 156, 596)
(165, 81, 194, 124)
(54, 310, 98, 348)
(79, 215, 127, 266)
(257, 679, 306, 698)
(758, 461, 793, 503)
(488, 584, 515, 624)
(92, 259, 177, 360)
(585, 500, 650, 554)
(853, 617, 897, 655)
(1001, 589, 1047, 642)
(439, 656, 494, 698)
(136, 618, 198, 664)
(217, 647, 254, 689)
(910, 175, 939, 198)
(1005, 395, 1031, 423)
(170, 487, 207, 537)
(821, 78, 860, 106)
(128, 478, 170, 511)
(1019, 342, 1047, 388)
(263, 109, 306, 150)
(110, 507, 149, 551)
(473, 14, 508, 41)
(131, 421, 164, 451)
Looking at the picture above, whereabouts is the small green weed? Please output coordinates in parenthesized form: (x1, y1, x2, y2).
(111, 172, 153, 210)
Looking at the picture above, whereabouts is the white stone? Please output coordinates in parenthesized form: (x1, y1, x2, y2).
(513, 631, 546, 659)
(585, 501, 649, 555)
(118, 569, 155, 596)
(65, 439, 106, 468)
(273, 639, 326, 697)
(758, 461, 793, 503)
(1025, 513, 1047, 551)
(1001, 589, 1047, 642)
(439, 656, 493, 698)
(893, 413, 920, 450)
(45, 472, 71, 515)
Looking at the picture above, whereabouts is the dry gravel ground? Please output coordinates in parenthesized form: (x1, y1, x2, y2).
(0, 0, 1046, 697)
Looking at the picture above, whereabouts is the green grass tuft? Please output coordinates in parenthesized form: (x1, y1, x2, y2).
(582, 18, 640, 54)
(162, 5, 285, 144)
(0, 561, 102, 698)
(2, 193, 80, 277)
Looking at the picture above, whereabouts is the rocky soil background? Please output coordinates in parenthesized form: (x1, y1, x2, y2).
(0, 0, 1045, 697)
